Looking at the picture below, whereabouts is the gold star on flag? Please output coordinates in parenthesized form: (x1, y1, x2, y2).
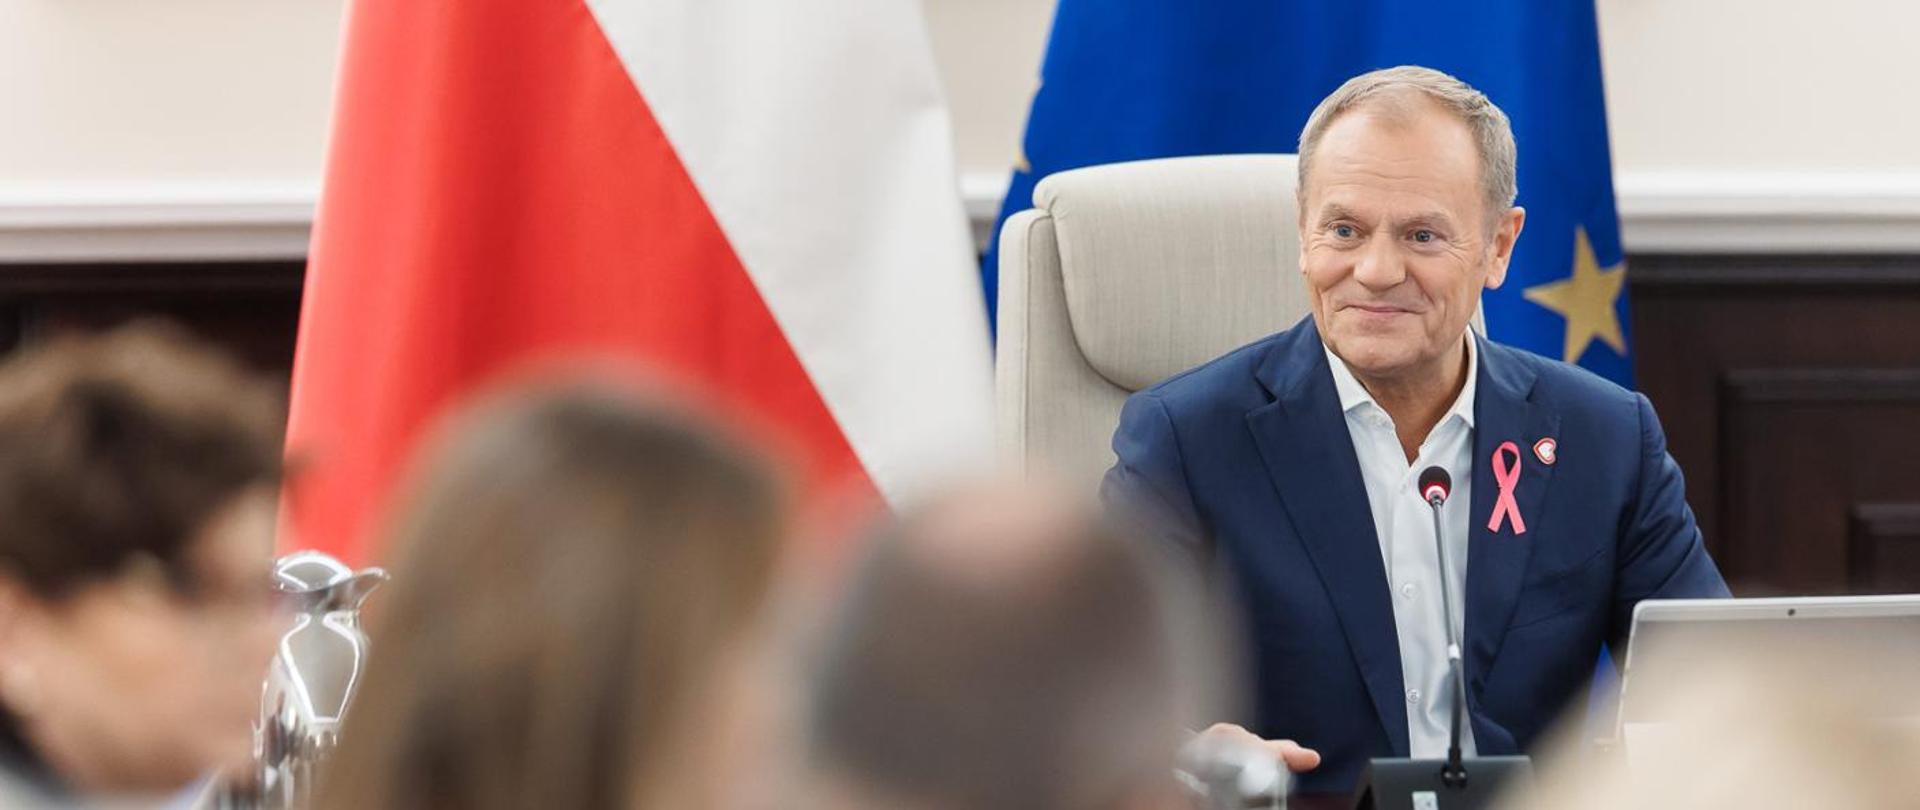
(1523, 227, 1628, 364)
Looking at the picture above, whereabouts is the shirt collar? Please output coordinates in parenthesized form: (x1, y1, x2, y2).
(1323, 333, 1479, 429)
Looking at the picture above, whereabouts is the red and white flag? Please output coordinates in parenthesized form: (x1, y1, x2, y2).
(286, 0, 992, 563)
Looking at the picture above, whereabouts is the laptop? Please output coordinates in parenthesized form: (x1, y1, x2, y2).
(1617, 594, 1920, 742)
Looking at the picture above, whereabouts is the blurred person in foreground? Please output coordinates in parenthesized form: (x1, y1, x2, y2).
(806, 479, 1229, 810)
(1503, 635, 1920, 809)
(314, 381, 790, 810)
(0, 324, 285, 808)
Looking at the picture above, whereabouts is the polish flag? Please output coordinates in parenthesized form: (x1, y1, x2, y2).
(285, 0, 992, 564)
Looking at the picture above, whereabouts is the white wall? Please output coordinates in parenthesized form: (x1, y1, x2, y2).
(1598, 0, 1920, 173)
(3, 0, 1919, 257)
(0, 0, 345, 192)
(0, 0, 346, 260)
(922, 0, 1053, 183)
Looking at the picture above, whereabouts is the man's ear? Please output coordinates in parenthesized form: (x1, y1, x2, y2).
(1484, 206, 1526, 290)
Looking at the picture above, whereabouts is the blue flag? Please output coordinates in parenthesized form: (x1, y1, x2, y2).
(985, 0, 1634, 386)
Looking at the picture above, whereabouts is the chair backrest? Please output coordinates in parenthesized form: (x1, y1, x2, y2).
(995, 154, 1310, 485)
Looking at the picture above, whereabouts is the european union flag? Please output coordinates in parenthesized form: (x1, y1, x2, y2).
(985, 0, 1634, 386)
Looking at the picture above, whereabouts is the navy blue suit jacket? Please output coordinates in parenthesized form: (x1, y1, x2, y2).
(1102, 318, 1728, 793)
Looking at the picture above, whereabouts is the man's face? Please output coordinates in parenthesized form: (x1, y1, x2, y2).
(1299, 99, 1524, 383)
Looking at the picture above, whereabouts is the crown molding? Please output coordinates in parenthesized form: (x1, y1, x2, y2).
(964, 169, 1920, 255)
(5, 170, 1920, 263)
(0, 185, 315, 262)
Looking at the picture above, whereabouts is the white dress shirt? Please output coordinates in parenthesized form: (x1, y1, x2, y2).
(1324, 336, 1478, 758)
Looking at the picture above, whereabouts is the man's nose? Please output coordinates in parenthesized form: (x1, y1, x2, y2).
(1351, 233, 1405, 291)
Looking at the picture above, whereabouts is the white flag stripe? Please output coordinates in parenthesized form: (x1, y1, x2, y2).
(583, 0, 994, 502)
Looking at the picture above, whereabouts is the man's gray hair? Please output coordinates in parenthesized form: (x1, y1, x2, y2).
(1297, 65, 1518, 228)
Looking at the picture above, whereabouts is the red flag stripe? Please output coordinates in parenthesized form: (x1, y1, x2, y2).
(286, 0, 872, 563)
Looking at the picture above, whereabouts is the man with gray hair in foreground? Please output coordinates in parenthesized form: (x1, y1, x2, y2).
(806, 480, 1223, 810)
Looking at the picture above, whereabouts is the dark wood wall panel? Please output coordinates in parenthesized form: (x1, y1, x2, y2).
(1850, 503, 1920, 594)
(1631, 255, 1920, 595)
(0, 260, 305, 383)
(0, 254, 1914, 595)
(1717, 370, 1920, 593)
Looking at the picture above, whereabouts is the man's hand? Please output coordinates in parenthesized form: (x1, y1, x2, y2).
(1200, 722, 1322, 773)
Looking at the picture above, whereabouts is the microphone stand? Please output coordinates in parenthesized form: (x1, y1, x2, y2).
(1358, 467, 1532, 808)
(1425, 490, 1469, 789)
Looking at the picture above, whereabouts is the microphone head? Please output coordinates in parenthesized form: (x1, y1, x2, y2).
(1418, 466, 1451, 505)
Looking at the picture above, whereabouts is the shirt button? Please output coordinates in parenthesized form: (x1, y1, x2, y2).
(1406, 689, 1421, 704)
(1400, 582, 1417, 600)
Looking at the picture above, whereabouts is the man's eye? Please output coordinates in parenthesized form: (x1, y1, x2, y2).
(1412, 229, 1436, 243)
(1332, 225, 1357, 239)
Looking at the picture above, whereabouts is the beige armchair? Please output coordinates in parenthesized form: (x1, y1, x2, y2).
(994, 154, 1311, 486)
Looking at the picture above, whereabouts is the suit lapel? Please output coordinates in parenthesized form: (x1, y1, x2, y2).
(1246, 321, 1410, 756)
(1464, 337, 1559, 685)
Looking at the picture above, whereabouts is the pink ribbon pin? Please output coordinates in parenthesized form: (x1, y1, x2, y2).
(1487, 441, 1527, 535)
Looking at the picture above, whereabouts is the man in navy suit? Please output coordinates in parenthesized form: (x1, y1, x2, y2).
(1102, 66, 1729, 794)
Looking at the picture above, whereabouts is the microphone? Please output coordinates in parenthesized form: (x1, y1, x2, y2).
(1416, 465, 1469, 789)
(1357, 465, 1532, 808)
(1418, 466, 1451, 508)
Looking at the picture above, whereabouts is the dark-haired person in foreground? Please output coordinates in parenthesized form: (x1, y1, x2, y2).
(0, 324, 286, 808)
(808, 480, 1220, 810)
(1102, 66, 1728, 793)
